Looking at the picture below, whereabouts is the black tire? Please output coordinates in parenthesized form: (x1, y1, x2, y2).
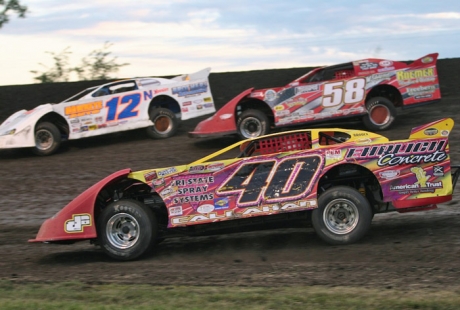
(362, 96, 397, 131)
(32, 122, 61, 156)
(98, 199, 157, 261)
(146, 108, 178, 139)
(312, 186, 373, 245)
(236, 109, 270, 139)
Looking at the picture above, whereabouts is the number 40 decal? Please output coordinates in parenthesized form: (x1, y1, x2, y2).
(217, 155, 322, 207)
(322, 78, 366, 108)
(106, 93, 141, 122)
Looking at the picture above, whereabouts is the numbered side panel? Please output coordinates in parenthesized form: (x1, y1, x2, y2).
(147, 153, 324, 227)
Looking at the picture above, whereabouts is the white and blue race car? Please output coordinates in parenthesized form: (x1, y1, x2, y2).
(0, 68, 215, 155)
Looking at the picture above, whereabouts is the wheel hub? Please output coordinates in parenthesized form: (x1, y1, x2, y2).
(106, 213, 140, 249)
(323, 199, 359, 234)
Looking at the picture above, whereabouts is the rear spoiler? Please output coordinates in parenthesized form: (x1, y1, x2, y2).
(171, 67, 211, 82)
(408, 118, 453, 139)
(409, 53, 438, 67)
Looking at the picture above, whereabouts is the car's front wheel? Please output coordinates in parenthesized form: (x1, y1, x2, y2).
(362, 96, 397, 131)
(236, 109, 270, 139)
(98, 199, 157, 261)
(33, 122, 61, 156)
(146, 108, 178, 139)
(312, 186, 373, 245)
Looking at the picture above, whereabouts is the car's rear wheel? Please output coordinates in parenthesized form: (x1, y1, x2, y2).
(312, 186, 372, 245)
(362, 97, 396, 131)
(32, 122, 61, 156)
(146, 108, 178, 139)
(236, 109, 270, 139)
(98, 199, 157, 261)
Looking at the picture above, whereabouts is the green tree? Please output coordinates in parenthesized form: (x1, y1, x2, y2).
(0, 0, 27, 28)
(31, 42, 130, 83)
(74, 42, 129, 80)
(30, 47, 73, 83)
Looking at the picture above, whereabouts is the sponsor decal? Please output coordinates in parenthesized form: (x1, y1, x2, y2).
(275, 110, 290, 117)
(160, 186, 177, 198)
(214, 197, 229, 210)
(95, 117, 103, 123)
(182, 101, 192, 106)
(72, 128, 80, 133)
(325, 149, 342, 160)
(169, 206, 183, 216)
(407, 85, 436, 97)
(264, 89, 277, 101)
(172, 82, 208, 97)
(422, 56, 433, 63)
(206, 162, 224, 172)
(379, 60, 393, 67)
(203, 103, 214, 108)
(424, 128, 438, 136)
(274, 105, 285, 111)
(397, 68, 434, 81)
(357, 61, 378, 70)
(377, 66, 395, 72)
(197, 105, 203, 110)
(250, 91, 264, 98)
(144, 171, 157, 181)
(189, 165, 206, 173)
(154, 87, 168, 94)
(152, 178, 164, 187)
(346, 140, 447, 167)
(70, 119, 80, 124)
(441, 130, 449, 136)
(389, 167, 443, 194)
(197, 204, 215, 214)
(356, 138, 372, 144)
(171, 200, 316, 225)
(182, 107, 189, 112)
(353, 132, 368, 137)
(433, 165, 444, 177)
(80, 126, 89, 132)
(193, 99, 203, 104)
(295, 84, 320, 93)
(98, 124, 107, 129)
(203, 97, 212, 102)
(158, 167, 177, 177)
(367, 72, 393, 81)
(88, 125, 98, 130)
(173, 193, 214, 204)
(219, 113, 233, 120)
(65, 214, 91, 233)
(172, 176, 214, 186)
(379, 170, 400, 179)
(65, 101, 103, 118)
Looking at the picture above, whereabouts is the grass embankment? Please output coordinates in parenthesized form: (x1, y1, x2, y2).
(1, 281, 460, 309)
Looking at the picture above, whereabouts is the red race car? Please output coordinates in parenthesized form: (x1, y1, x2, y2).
(190, 53, 441, 139)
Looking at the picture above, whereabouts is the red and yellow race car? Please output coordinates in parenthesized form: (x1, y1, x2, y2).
(30, 118, 458, 260)
(190, 54, 441, 139)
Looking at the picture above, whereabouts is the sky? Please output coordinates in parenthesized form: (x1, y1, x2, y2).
(0, 0, 459, 86)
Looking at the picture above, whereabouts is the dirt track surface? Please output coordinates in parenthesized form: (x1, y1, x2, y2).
(1, 60, 460, 289)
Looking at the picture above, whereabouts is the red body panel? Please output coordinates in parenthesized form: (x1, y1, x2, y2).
(189, 88, 254, 138)
(29, 169, 131, 243)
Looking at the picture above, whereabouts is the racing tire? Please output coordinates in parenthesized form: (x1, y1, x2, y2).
(236, 109, 270, 139)
(362, 97, 397, 131)
(98, 199, 158, 261)
(146, 108, 178, 139)
(32, 122, 61, 156)
(312, 186, 373, 245)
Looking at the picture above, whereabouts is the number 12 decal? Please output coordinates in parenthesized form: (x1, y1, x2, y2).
(106, 93, 141, 121)
(217, 155, 323, 207)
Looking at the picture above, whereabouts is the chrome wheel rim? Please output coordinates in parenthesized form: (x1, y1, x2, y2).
(369, 104, 390, 126)
(35, 129, 54, 151)
(106, 213, 140, 249)
(153, 115, 172, 134)
(323, 198, 359, 235)
(240, 117, 263, 138)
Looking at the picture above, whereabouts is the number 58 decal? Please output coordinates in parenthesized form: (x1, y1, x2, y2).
(322, 78, 366, 108)
(217, 155, 323, 207)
